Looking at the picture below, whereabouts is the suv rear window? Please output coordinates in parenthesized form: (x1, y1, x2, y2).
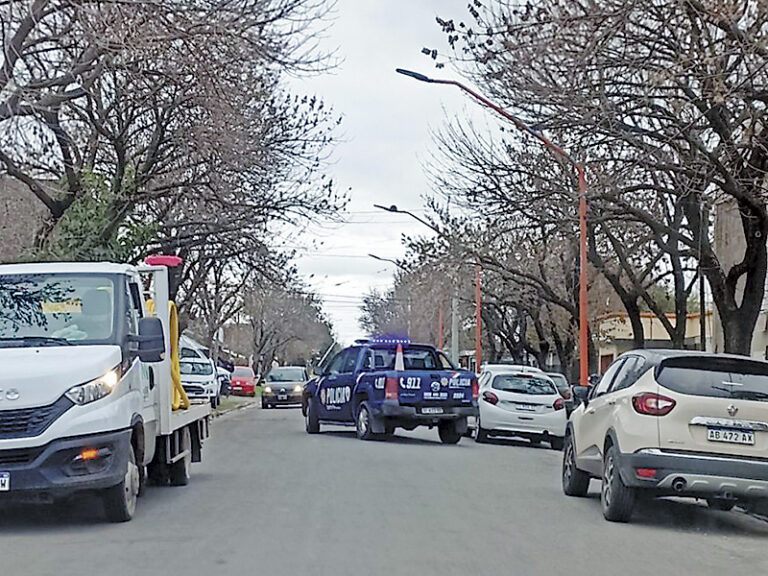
(657, 357, 768, 402)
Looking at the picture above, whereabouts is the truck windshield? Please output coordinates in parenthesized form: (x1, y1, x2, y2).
(267, 367, 307, 382)
(0, 273, 117, 347)
(180, 362, 214, 376)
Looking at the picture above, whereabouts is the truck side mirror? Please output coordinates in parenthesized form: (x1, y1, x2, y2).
(130, 317, 165, 363)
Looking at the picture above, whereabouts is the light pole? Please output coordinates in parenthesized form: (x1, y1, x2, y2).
(396, 68, 590, 386)
(368, 253, 412, 335)
(373, 204, 473, 367)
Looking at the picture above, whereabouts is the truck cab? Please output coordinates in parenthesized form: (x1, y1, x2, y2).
(302, 338, 478, 444)
(0, 261, 210, 522)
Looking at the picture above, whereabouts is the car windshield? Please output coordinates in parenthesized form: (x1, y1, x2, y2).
(370, 346, 440, 371)
(180, 362, 213, 376)
(0, 273, 117, 346)
(657, 357, 768, 402)
(232, 367, 254, 377)
(492, 374, 556, 395)
(267, 367, 306, 381)
(547, 373, 569, 389)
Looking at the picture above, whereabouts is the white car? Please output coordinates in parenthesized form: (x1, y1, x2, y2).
(475, 365, 567, 449)
(180, 358, 220, 408)
(564, 350, 768, 522)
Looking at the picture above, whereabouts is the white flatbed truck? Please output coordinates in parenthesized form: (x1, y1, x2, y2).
(0, 260, 211, 521)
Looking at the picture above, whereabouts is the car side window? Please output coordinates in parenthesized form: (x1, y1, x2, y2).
(609, 356, 647, 392)
(341, 347, 361, 374)
(592, 358, 626, 398)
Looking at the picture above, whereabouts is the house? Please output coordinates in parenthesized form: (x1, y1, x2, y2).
(597, 311, 713, 373)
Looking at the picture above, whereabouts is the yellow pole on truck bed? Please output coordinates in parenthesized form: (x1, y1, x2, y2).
(146, 299, 190, 410)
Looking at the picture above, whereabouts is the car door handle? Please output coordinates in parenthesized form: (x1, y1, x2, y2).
(607, 399, 616, 406)
(586, 407, 596, 415)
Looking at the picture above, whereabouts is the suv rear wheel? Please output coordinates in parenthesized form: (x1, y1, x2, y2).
(562, 434, 590, 497)
(601, 444, 635, 522)
(356, 403, 375, 441)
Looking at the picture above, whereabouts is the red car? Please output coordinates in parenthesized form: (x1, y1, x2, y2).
(230, 366, 256, 396)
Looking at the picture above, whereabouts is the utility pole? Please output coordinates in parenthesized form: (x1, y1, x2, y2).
(437, 307, 445, 350)
(451, 293, 459, 366)
(475, 260, 482, 372)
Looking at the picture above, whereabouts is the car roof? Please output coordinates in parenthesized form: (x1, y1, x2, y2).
(619, 349, 768, 368)
(180, 357, 211, 363)
(0, 262, 135, 275)
(270, 365, 306, 370)
(483, 364, 545, 372)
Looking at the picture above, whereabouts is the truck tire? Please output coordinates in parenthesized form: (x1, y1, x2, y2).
(103, 446, 140, 523)
(355, 403, 376, 441)
(305, 398, 320, 434)
(169, 427, 192, 487)
(438, 421, 462, 444)
(601, 444, 635, 522)
(148, 437, 169, 486)
(562, 433, 590, 497)
(475, 416, 490, 443)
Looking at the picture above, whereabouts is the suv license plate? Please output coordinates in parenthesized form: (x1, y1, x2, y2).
(421, 407, 444, 415)
(707, 428, 754, 445)
(278, 394, 287, 400)
(0, 472, 9, 491)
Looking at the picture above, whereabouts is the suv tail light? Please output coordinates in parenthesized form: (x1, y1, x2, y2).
(553, 397, 565, 411)
(632, 392, 676, 416)
(482, 391, 498, 405)
(385, 377, 399, 401)
(471, 378, 479, 400)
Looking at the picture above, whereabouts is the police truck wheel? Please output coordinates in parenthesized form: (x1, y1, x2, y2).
(305, 399, 320, 434)
(103, 446, 139, 523)
(356, 403, 376, 440)
(438, 421, 462, 444)
(169, 427, 192, 487)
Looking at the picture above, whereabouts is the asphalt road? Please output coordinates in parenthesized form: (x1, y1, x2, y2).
(2, 406, 768, 575)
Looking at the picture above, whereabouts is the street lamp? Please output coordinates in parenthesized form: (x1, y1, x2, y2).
(396, 68, 590, 386)
(373, 204, 475, 370)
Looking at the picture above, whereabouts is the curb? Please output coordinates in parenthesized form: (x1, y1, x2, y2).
(213, 399, 259, 419)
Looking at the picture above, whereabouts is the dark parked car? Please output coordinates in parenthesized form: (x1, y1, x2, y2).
(262, 366, 308, 408)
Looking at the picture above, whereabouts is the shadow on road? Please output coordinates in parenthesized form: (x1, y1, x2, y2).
(483, 436, 556, 451)
(580, 492, 768, 536)
(320, 430, 448, 446)
(0, 495, 104, 531)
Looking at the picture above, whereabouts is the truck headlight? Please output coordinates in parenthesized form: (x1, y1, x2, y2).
(294, 385, 302, 393)
(264, 386, 272, 394)
(66, 368, 121, 405)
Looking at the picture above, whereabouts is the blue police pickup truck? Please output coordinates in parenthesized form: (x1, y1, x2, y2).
(302, 338, 478, 444)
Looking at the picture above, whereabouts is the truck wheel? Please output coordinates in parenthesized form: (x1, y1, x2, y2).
(356, 403, 376, 441)
(601, 444, 635, 522)
(305, 399, 320, 434)
(169, 427, 192, 487)
(475, 416, 490, 443)
(103, 446, 140, 522)
(562, 434, 590, 497)
(438, 421, 462, 444)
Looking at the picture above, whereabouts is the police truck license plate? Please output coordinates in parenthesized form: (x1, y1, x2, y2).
(0, 472, 9, 492)
(707, 428, 754, 445)
(421, 407, 444, 414)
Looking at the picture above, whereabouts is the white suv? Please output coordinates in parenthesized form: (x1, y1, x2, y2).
(563, 350, 768, 522)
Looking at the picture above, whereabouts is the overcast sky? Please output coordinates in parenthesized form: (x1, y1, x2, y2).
(288, 0, 481, 344)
